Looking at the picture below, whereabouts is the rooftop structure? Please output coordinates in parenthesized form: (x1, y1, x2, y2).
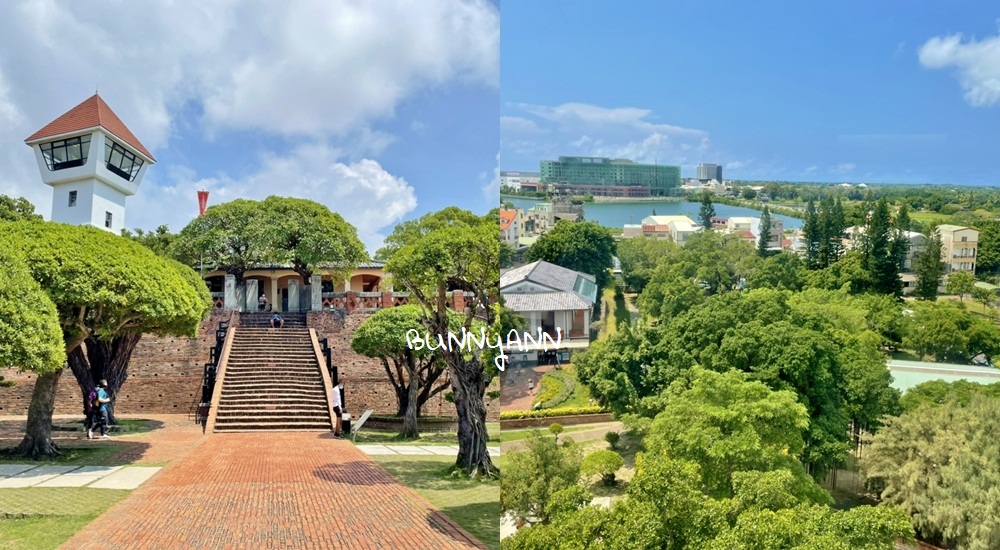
(540, 156, 680, 197)
(25, 93, 155, 233)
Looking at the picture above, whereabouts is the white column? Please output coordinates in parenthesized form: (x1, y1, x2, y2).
(310, 275, 322, 311)
(224, 275, 237, 311)
(288, 280, 300, 312)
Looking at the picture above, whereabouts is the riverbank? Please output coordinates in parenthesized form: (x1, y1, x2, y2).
(501, 194, 685, 204)
(711, 195, 806, 220)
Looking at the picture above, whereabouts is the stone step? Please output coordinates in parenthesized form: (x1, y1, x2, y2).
(223, 370, 321, 377)
(219, 398, 328, 408)
(221, 389, 326, 398)
(222, 383, 323, 392)
(215, 408, 328, 417)
(225, 360, 319, 366)
(214, 421, 331, 431)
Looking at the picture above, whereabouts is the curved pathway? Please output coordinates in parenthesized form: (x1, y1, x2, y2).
(62, 432, 487, 549)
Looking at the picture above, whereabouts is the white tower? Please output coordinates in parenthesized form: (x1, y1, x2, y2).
(24, 94, 155, 233)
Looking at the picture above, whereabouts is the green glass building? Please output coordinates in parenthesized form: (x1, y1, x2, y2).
(540, 156, 680, 196)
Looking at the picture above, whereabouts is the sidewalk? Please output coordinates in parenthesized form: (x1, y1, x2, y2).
(0, 464, 159, 489)
(61, 432, 488, 549)
(356, 444, 501, 457)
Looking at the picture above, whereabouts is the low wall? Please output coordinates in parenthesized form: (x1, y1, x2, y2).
(0, 310, 501, 422)
(499, 413, 614, 430)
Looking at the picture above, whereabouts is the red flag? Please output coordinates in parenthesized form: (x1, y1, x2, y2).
(197, 190, 209, 216)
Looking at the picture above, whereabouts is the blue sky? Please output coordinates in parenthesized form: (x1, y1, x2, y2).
(0, 1, 498, 252)
(501, 1, 1000, 186)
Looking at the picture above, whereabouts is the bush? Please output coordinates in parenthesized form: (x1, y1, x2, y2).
(549, 423, 564, 437)
(545, 484, 592, 519)
(605, 431, 620, 450)
(535, 370, 576, 409)
(487, 390, 501, 400)
(500, 406, 608, 420)
(581, 450, 624, 486)
(533, 373, 564, 408)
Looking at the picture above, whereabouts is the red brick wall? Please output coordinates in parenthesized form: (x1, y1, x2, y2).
(0, 310, 231, 416)
(1, 310, 500, 421)
(308, 311, 500, 421)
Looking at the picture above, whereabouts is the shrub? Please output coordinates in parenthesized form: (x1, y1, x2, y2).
(499, 406, 608, 420)
(605, 431, 620, 450)
(537, 370, 576, 409)
(581, 450, 624, 486)
(549, 423, 564, 437)
(545, 484, 592, 519)
(533, 373, 564, 408)
(487, 390, 500, 400)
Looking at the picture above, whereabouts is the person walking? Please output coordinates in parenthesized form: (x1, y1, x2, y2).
(96, 379, 112, 439)
(84, 387, 98, 439)
(331, 382, 344, 439)
(528, 378, 535, 395)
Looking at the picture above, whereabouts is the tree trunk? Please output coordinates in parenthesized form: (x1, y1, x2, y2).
(7, 370, 63, 459)
(66, 333, 142, 425)
(402, 355, 420, 438)
(450, 359, 497, 478)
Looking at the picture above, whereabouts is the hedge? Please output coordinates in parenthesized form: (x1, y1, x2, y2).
(500, 406, 608, 420)
(533, 370, 577, 409)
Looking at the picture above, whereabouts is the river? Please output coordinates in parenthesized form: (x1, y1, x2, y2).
(503, 197, 803, 230)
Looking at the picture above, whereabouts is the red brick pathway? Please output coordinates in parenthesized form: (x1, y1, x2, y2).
(62, 433, 488, 549)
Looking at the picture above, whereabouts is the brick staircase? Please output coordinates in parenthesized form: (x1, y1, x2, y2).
(238, 312, 308, 328)
(213, 326, 332, 432)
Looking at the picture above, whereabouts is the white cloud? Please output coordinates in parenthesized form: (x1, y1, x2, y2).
(0, 0, 496, 243)
(481, 151, 500, 201)
(129, 144, 416, 253)
(500, 116, 545, 133)
(919, 31, 1000, 106)
(831, 163, 856, 173)
(504, 102, 709, 166)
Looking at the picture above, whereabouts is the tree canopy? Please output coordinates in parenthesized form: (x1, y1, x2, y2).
(527, 221, 615, 290)
(0, 240, 65, 376)
(0, 195, 43, 222)
(173, 196, 367, 282)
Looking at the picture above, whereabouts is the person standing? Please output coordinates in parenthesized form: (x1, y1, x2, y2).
(528, 378, 535, 395)
(96, 379, 112, 439)
(258, 293, 269, 311)
(331, 382, 344, 439)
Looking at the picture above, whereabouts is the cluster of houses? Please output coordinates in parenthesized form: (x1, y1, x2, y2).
(622, 214, 786, 251)
(500, 198, 584, 251)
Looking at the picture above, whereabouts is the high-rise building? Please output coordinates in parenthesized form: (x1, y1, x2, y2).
(25, 94, 155, 233)
(539, 156, 680, 197)
(500, 170, 541, 191)
(697, 163, 723, 182)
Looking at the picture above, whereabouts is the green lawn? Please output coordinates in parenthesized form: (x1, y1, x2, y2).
(352, 425, 500, 446)
(0, 444, 122, 466)
(910, 211, 951, 225)
(532, 364, 592, 410)
(372, 455, 500, 550)
(499, 425, 593, 443)
(0, 488, 130, 550)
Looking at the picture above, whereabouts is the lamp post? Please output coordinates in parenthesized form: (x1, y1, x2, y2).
(197, 190, 209, 278)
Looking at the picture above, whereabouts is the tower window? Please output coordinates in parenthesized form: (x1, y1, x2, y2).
(104, 138, 144, 182)
(40, 135, 91, 171)
(105, 211, 113, 229)
(68, 191, 77, 207)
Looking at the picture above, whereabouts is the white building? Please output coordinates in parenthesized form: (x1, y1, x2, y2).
(726, 216, 783, 250)
(500, 261, 597, 362)
(500, 208, 521, 246)
(626, 215, 700, 243)
(24, 94, 155, 233)
(500, 170, 541, 191)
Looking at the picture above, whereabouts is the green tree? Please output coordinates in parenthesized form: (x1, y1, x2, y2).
(172, 198, 268, 283)
(698, 191, 716, 230)
(803, 199, 820, 269)
(891, 203, 911, 272)
(121, 224, 176, 258)
(947, 270, 975, 302)
(581, 449, 624, 486)
(742, 187, 757, 200)
(972, 285, 995, 315)
(902, 301, 1000, 363)
(0, 222, 210, 458)
(527, 221, 616, 290)
(0, 195, 43, 221)
(385, 210, 499, 477)
(899, 379, 1000, 413)
(0, 240, 65, 398)
(375, 206, 482, 261)
(757, 206, 772, 257)
(862, 395, 1000, 549)
(351, 305, 456, 437)
(616, 237, 679, 292)
(501, 430, 582, 525)
(865, 198, 902, 297)
(256, 196, 368, 281)
(747, 252, 805, 292)
(976, 220, 1000, 274)
(500, 241, 515, 268)
(913, 228, 946, 300)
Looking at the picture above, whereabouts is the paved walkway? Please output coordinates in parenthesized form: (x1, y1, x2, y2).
(63, 432, 487, 549)
(0, 464, 160, 489)
(356, 444, 501, 457)
(499, 363, 555, 411)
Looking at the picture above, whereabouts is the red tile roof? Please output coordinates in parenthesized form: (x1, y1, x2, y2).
(499, 209, 518, 230)
(25, 93, 154, 161)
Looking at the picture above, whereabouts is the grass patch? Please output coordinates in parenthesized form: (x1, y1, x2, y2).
(910, 211, 951, 225)
(0, 487, 130, 550)
(0, 444, 122, 466)
(499, 425, 592, 443)
(613, 292, 630, 330)
(554, 365, 592, 408)
(352, 429, 500, 446)
(532, 365, 593, 410)
(372, 455, 499, 550)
